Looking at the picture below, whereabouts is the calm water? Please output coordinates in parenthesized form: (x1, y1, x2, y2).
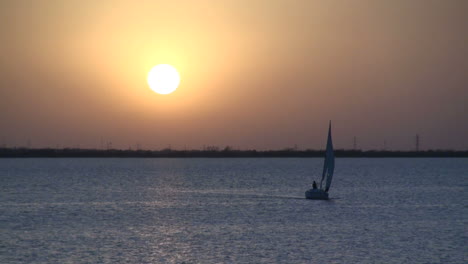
(1, 158, 466, 263)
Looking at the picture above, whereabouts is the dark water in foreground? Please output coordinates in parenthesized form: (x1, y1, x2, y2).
(1, 158, 467, 263)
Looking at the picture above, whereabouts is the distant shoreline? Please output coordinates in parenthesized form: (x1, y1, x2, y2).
(1, 148, 466, 158)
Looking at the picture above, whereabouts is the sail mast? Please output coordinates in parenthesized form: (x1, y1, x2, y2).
(324, 121, 334, 192)
(320, 121, 334, 191)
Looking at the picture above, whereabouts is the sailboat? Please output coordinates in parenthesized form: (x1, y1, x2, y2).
(305, 121, 335, 200)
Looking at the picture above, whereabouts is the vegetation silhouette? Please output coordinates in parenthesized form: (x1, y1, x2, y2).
(0, 147, 466, 158)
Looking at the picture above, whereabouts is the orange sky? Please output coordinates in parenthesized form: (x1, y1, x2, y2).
(1, 0, 467, 150)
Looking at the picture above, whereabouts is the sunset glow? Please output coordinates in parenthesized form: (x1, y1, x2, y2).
(0, 1, 466, 150)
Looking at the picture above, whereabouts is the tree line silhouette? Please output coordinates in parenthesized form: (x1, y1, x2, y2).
(0, 147, 466, 158)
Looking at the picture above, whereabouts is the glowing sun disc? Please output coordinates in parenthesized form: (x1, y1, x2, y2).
(147, 64, 180, 94)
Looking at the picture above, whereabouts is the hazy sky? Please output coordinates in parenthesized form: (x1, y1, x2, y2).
(1, 0, 467, 150)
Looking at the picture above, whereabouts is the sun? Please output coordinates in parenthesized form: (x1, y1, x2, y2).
(147, 64, 180, 94)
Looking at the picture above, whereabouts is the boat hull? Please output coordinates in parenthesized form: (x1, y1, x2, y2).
(305, 189, 329, 200)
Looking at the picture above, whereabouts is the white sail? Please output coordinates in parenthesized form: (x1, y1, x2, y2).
(320, 121, 335, 192)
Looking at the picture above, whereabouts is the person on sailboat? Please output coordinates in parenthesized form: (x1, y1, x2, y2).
(312, 181, 317, 189)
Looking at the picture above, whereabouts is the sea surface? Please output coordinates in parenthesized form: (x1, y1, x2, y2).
(1, 158, 466, 263)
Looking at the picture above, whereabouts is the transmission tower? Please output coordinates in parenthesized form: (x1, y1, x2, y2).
(415, 134, 420, 151)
